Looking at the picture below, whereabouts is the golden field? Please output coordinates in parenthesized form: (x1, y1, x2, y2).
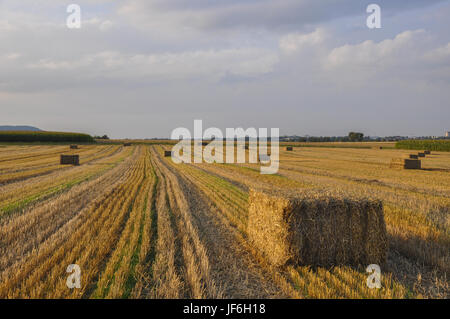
(0, 143, 448, 299)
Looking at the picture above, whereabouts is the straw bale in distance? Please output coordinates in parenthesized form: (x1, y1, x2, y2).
(424, 150, 431, 155)
(248, 189, 388, 268)
(404, 159, 421, 169)
(60, 154, 80, 166)
(390, 158, 421, 169)
(123, 142, 132, 147)
(70, 145, 78, 149)
(164, 150, 172, 157)
(409, 154, 419, 159)
(286, 146, 293, 151)
(418, 152, 425, 157)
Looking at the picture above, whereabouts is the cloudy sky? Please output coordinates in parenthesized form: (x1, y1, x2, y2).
(1, 0, 449, 138)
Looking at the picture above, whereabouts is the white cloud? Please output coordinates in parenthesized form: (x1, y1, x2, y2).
(1, 26, 448, 93)
(326, 30, 427, 69)
(1, 47, 279, 92)
(99, 20, 114, 32)
(424, 43, 450, 63)
(5, 53, 22, 60)
(279, 28, 327, 54)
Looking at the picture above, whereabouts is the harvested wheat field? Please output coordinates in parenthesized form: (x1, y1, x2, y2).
(0, 144, 448, 299)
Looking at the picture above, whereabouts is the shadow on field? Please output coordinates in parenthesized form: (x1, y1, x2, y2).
(421, 168, 450, 172)
(386, 233, 449, 298)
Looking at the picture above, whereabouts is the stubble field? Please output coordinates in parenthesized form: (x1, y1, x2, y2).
(0, 144, 448, 299)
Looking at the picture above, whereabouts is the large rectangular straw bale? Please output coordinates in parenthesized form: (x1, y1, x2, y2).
(424, 150, 431, 155)
(248, 189, 387, 268)
(418, 152, 425, 157)
(409, 154, 419, 159)
(164, 150, 172, 157)
(70, 145, 78, 149)
(286, 146, 293, 151)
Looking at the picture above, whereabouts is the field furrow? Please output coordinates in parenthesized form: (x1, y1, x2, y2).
(0, 143, 447, 299)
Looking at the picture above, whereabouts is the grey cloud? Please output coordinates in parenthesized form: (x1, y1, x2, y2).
(0, 48, 279, 93)
(120, 0, 446, 31)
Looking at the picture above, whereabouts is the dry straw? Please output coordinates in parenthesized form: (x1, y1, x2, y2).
(248, 189, 388, 268)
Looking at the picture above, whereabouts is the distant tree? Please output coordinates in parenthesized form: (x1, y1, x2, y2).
(94, 134, 110, 140)
(348, 132, 364, 142)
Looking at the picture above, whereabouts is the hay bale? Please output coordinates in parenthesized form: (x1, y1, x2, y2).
(404, 159, 421, 169)
(409, 154, 419, 159)
(424, 150, 431, 155)
(390, 158, 421, 169)
(60, 155, 79, 166)
(164, 150, 172, 157)
(418, 152, 425, 157)
(248, 189, 387, 268)
(372, 146, 383, 150)
(286, 146, 293, 151)
(123, 142, 132, 147)
(70, 145, 78, 149)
